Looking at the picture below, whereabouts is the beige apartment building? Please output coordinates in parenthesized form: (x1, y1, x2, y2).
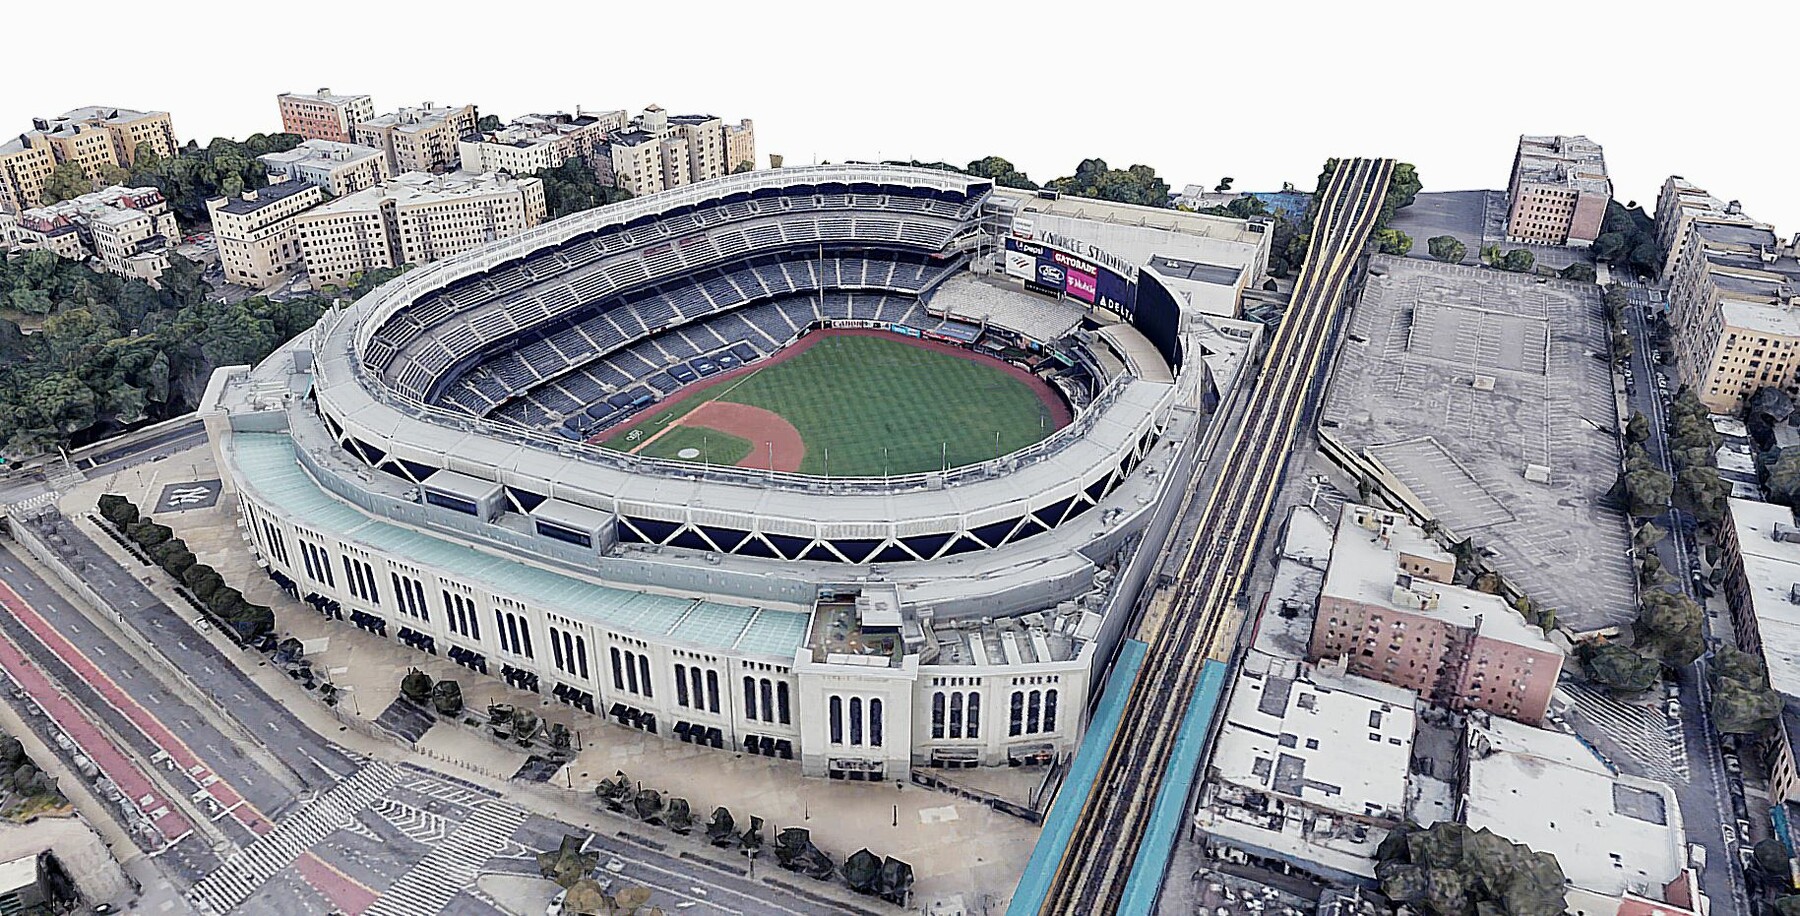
(1654, 176, 1767, 281)
(259, 140, 389, 196)
(595, 105, 757, 197)
(1504, 134, 1611, 248)
(1308, 504, 1563, 725)
(207, 180, 326, 288)
(36, 107, 178, 175)
(4, 185, 182, 282)
(277, 89, 376, 143)
(1666, 220, 1800, 413)
(0, 134, 56, 210)
(457, 109, 626, 175)
(353, 103, 479, 176)
(295, 171, 545, 286)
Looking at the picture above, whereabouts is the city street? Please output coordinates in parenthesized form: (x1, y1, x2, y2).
(1619, 278, 1752, 916)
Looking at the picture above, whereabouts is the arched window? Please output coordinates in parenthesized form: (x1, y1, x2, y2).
(689, 667, 703, 709)
(1044, 688, 1059, 732)
(637, 655, 651, 698)
(777, 682, 790, 724)
(760, 679, 774, 724)
(949, 692, 964, 739)
(623, 651, 639, 694)
(829, 696, 843, 744)
(610, 647, 624, 690)
(1027, 690, 1042, 733)
(674, 664, 689, 707)
(706, 670, 720, 713)
(967, 692, 981, 739)
(931, 692, 945, 739)
(870, 698, 883, 747)
(744, 676, 758, 720)
(1010, 691, 1024, 736)
(849, 697, 864, 746)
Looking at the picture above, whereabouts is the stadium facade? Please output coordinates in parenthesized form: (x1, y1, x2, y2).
(200, 165, 1269, 779)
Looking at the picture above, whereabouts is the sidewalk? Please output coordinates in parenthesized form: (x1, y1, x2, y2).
(65, 443, 1042, 910)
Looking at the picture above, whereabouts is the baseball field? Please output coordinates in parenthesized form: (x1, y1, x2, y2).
(598, 329, 1071, 476)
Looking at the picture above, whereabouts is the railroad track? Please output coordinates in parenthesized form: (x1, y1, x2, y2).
(1038, 157, 1395, 914)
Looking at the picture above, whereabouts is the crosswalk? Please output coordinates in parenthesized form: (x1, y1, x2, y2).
(363, 799, 529, 916)
(186, 761, 402, 913)
(1563, 684, 1689, 782)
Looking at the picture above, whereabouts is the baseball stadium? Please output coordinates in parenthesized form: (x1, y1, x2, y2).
(201, 164, 1269, 778)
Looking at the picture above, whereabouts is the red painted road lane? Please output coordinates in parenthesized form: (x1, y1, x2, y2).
(0, 580, 267, 833)
(294, 852, 377, 916)
(0, 621, 192, 843)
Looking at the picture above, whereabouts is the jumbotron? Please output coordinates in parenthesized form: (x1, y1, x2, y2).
(201, 164, 1271, 778)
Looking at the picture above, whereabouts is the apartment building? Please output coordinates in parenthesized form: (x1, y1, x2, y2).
(457, 109, 626, 175)
(353, 103, 479, 175)
(294, 171, 546, 286)
(596, 105, 757, 197)
(1504, 135, 1611, 248)
(1664, 218, 1800, 413)
(1654, 176, 1769, 283)
(0, 134, 56, 211)
(207, 180, 326, 288)
(1308, 504, 1563, 724)
(277, 89, 376, 143)
(35, 107, 178, 176)
(259, 140, 390, 196)
(3, 185, 181, 282)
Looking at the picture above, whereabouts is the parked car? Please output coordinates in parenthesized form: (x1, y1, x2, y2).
(1666, 698, 1682, 719)
(1738, 819, 1753, 844)
(1725, 755, 1742, 776)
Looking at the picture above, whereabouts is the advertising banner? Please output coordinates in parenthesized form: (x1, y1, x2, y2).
(1005, 250, 1036, 280)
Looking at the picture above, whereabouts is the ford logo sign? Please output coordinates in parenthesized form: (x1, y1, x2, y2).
(1038, 264, 1065, 284)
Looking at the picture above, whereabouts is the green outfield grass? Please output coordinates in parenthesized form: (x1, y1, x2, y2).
(623, 334, 1053, 477)
(636, 424, 753, 466)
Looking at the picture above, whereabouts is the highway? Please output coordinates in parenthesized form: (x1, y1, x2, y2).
(1037, 158, 1395, 914)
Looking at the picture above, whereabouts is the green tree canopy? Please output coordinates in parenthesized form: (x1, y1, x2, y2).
(1427, 235, 1467, 264)
(41, 162, 93, 204)
(1375, 229, 1413, 256)
(1375, 822, 1566, 916)
(1048, 158, 1172, 208)
(531, 156, 632, 220)
(963, 156, 1037, 190)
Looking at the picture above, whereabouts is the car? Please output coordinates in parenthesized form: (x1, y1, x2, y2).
(1665, 681, 1682, 700)
(1738, 819, 1753, 844)
(1726, 755, 1742, 776)
(1666, 698, 1682, 719)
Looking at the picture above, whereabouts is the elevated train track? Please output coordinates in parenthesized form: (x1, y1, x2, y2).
(1037, 157, 1396, 914)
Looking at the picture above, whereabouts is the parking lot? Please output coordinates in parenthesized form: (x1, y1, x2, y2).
(1319, 255, 1636, 631)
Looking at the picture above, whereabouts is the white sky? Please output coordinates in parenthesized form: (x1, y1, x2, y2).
(7, 0, 1797, 231)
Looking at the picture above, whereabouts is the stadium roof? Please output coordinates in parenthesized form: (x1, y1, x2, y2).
(226, 431, 810, 658)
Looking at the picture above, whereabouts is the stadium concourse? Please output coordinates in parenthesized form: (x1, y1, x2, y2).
(196, 164, 1272, 785)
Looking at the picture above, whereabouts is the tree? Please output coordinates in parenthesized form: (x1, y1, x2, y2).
(1501, 248, 1535, 273)
(1375, 229, 1412, 256)
(1581, 642, 1661, 694)
(431, 679, 463, 716)
(1711, 645, 1784, 736)
(1755, 839, 1792, 876)
(1768, 449, 1800, 507)
(1375, 162, 1422, 229)
(1374, 822, 1566, 916)
(41, 162, 92, 204)
(536, 834, 599, 889)
(1632, 521, 1666, 552)
(1677, 465, 1730, 525)
(1558, 263, 1597, 283)
(476, 114, 502, 132)
(1635, 589, 1705, 667)
(1621, 463, 1672, 518)
(98, 494, 140, 527)
(1778, 897, 1800, 916)
(963, 156, 1036, 190)
(1626, 411, 1650, 444)
(400, 668, 434, 704)
(731, 160, 754, 174)
(1048, 158, 1172, 208)
(1427, 235, 1467, 264)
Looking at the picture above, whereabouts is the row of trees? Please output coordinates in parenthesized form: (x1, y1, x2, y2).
(883, 155, 1176, 208)
(0, 249, 403, 458)
(581, 770, 913, 906)
(1592, 200, 1661, 278)
(98, 494, 275, 641)
(1280, 159, 1423, 276)
(1479, 244, 1535, 273)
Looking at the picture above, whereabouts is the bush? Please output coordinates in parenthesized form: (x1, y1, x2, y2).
(1427, 235, 1467, 264)
(127, 521, 173, 549)
(97, 494, 139, 527)
(182, 564, 224, 601)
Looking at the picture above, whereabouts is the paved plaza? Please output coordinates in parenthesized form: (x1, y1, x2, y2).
(64, 445, 1043, 914)
(1319, 255, 1636, 632)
